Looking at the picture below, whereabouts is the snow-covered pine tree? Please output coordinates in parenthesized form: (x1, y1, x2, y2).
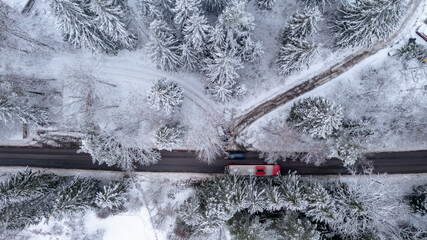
(137, 0, 163, 21)
(299, 0, 330, 11)
(229, 215, 278, 240)
(408, 184, 427, 215)
(276, 212, 321, 240)
(89, 0, 136, 51)
(54, 177, 100, 217)
(205, 49, 242, 101)
(147, 78, 184, 114)
(179, 43, 200, 70)
(209, 25, 227, 51)
(155, 122, 185, 151)
(183, 14, 212, 52)
(205, 49, 242, 87)
(146, 20, 181, 71)
(333, 0, 405, 48)
(286, 7, 322, 40)
(172, 0, 201, 29)
(80, 130, 160, 171)
(0, 169, 58, 207)
(211, 81, 233, 102)
(95, 181, 127, 210)
(216, 1, 259, 59)
(49, 0, 114, 53)
(0, 78, 49, 127)
(203, 0, 232, 12)
(277, 39, 318, 75)
(287, 97, 344, 139)
(257, 0, 276, 9)
(333, 135, 364, 167)
(0, 100, 48, 126)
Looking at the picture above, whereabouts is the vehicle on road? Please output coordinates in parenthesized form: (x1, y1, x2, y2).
(224, 151, 245, 159)
(227, 165, 281, 176)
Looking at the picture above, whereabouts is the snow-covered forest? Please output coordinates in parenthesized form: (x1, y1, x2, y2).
(1, 0, 427, 238)
(0, 168, 426, 239)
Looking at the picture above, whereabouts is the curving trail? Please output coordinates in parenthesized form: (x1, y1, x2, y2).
(99, 60, 219, 113)
(230, 0, 423, 143)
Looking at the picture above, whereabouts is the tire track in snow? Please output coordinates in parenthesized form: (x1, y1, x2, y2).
(99, 63, 219, 113)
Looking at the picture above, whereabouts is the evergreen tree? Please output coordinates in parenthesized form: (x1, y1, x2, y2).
(276, 212, 321, 240)
(183, 14, 212, 51)
(0, 100, 48, 126)
(147, 78, 184, 114)
(257, 0, 276, 9)
(49, 0, 113, 53)
(229, 214, 278, 240)
(211, 81, 234, 102)
(333, 0, 405, 47)
(172, 0, 201, 29)
(287, 97, 344, 139)
(408, 184, 427, 215)
(80, 131, 161, 171)
(285, 7, 322, 40)
(179, 43, 200, 70)
(95, 181, 127, 210)
(0, 78, 49, 127)
(203, 0, 232, 12)
(146, 20, 181, 71)
(398, 40, 427, 67)
(299, 0, 330, 11)
(154, 122, 185, 151)
(89, 0, 136, 50)
(0, 169, 59, 207)
(277, 40, 318, 75)
(216, 1, 261, 59)
(54, 177, 100, 217)
(205, 49, 242, 86)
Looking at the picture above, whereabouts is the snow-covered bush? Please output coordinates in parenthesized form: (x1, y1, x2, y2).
(333, 0, 406, 47)
(95, 181, 127, 210)
(277, 40, 318, 75)
(80, 130, 160, 171)
(146, 20, 181, 71)
(287, 97, 344, 139)
(155, 123, 185, 151)
(147, 78, 184, 115)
